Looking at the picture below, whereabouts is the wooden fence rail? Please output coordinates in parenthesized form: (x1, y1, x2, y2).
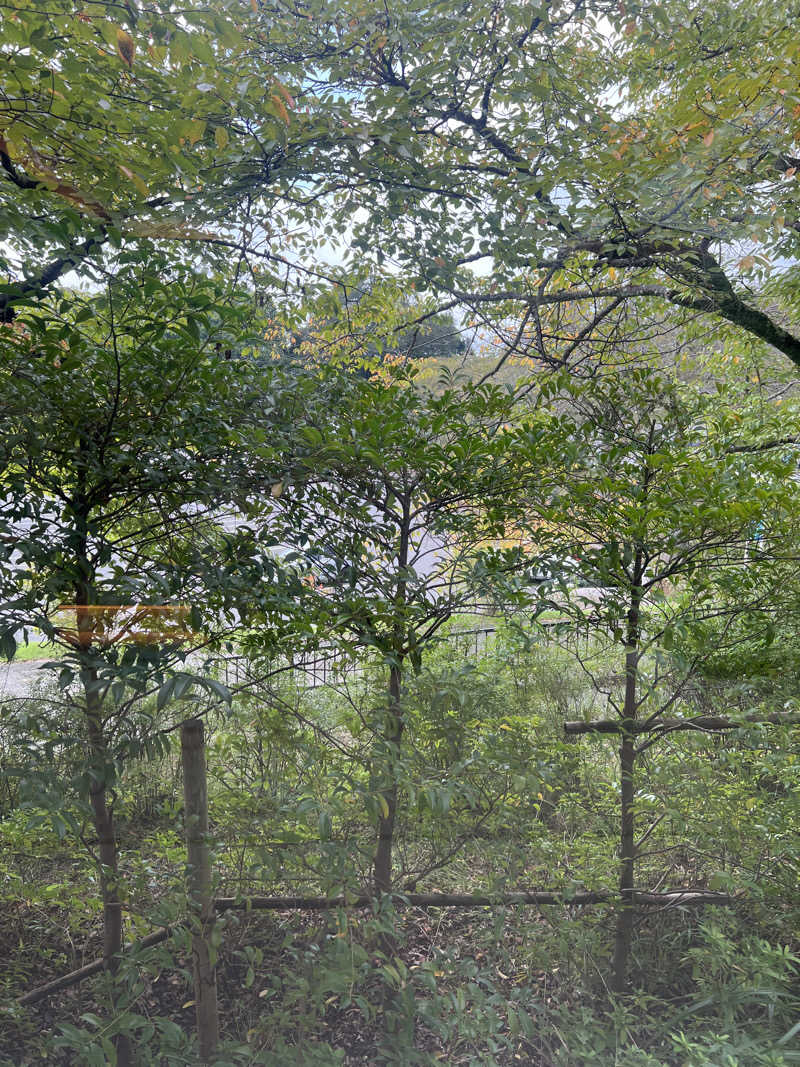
(564, 712, 800, 735)
(18, 888, 735, 1006)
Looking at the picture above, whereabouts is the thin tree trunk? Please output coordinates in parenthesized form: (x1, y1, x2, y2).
(374, 663, 403, 896)
(73, 487, 131, 1065)
(181, 718, 219, 1061)
(611, 728, 636, 993)
(75, 550, 125, 974)
(86, 702, 124, 970)
(82, 636, 132, 1064)
(373, 490, 411, 902)
(611, 560, 643, 995)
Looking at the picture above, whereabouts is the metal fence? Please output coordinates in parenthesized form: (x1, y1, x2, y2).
(216, 626, 502, 692)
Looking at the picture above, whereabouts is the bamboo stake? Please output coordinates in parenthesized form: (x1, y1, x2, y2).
(213, 889, 733, 910)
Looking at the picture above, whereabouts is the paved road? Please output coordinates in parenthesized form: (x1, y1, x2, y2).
(0, 659, 56, 700)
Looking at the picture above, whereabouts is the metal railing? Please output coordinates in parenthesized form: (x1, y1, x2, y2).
(216, 626, 502, 692)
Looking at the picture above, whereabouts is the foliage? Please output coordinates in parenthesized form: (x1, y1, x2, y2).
(509, 367, 800, 680)
(3, 1, 800, 1060)
(296, 0, 800, 372)
(0, 0, 364, 324)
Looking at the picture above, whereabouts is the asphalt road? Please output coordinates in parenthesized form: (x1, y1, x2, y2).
(0, 659, 55, 700)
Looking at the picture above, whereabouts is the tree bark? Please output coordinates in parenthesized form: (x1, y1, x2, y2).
(86, 704, 124, 970)
(83, 653, 132, 1066)
(373, 490, 411, 905)
(72, 484, 131, 1065)
(181, 718, 219, 1062)
(611, 727, 636, 994)
(611, 559, 643, 995)
(373, 662, 403, 896)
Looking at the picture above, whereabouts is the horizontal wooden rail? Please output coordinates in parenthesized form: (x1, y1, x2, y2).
(213, 889, 733, 910)
(18, 924, 180, 1006)
(564, 712, 800, 736)
(18, 888, 733, 1006)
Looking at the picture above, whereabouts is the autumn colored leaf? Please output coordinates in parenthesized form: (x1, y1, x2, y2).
(118, 164, 148, 196)
(274, 81, 296, 110)
(271, 95, 290, 125)
(116, 28, 135, 68)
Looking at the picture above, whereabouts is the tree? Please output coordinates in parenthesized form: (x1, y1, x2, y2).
(508, 367, 800, 990)
(241, 368, 528, 908)
(0, 0, 364, 322)
(9, 0, 800, 379)
(282, 0, 800, 373)
(0, 260, 273, 1060)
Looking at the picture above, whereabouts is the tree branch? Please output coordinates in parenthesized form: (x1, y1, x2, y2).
(0, 233, 107, 323)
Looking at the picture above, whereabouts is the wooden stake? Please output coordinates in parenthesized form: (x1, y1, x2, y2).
(181, 718, 219, 1061)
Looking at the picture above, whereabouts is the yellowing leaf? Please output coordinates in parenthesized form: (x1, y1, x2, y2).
(703, 129, 714, 147)
(274, 81, 296, 110)
(186, 120, 206, 146)
(118, 164, 148, 196)
(116, 28, 135, 67)
(214, 125, 229, 150)
(271, 95, 290, 125)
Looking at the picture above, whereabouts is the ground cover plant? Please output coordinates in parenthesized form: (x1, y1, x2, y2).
(2, 349, 800, 1062)
(1, 622, 799, 1064)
